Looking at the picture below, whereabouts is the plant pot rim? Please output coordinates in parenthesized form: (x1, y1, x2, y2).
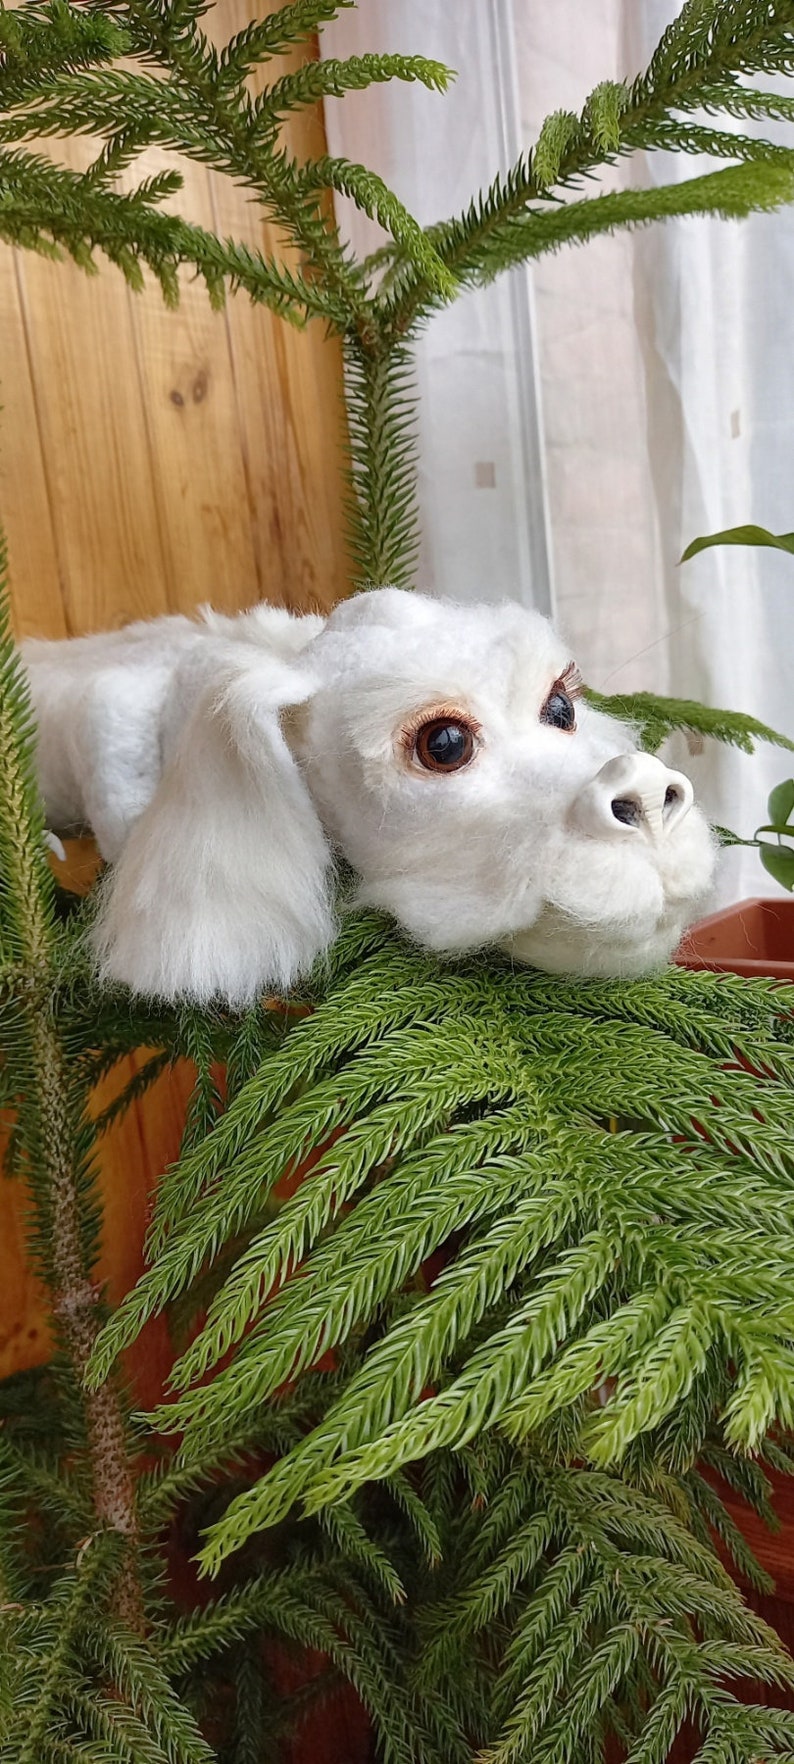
(676, 894, 794, 979)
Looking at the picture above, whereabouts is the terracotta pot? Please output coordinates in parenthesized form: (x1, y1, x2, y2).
(676, 895, 794, 980)
(674, 886, 794, 1731)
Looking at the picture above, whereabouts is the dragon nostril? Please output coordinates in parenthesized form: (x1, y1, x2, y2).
(610, 796, 641, 827)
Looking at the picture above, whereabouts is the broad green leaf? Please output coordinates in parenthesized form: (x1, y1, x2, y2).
(768, 780, 794, 827)
(759, 843, 794, 891)
(681, 524, 794, 563)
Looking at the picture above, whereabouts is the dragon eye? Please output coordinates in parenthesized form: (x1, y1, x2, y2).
(540, 687, 576, 732)
(413, 718, 476, 772)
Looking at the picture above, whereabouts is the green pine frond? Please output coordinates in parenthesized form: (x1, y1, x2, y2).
(531, 111, 580, 190)
(161, 1569, 424, 1764)
(686, 1468, 774, 1593)
(167, 1099, 544, 1395)
(216, 0, 356, 85)
(584, 79, 629, 153)
(589, 684, 794, 755)
(255, 54, 453, 130)
(382, 1471, 442, 1568)
(178, 1011, 224, 1156)
(0, 0, 128, 105)
(90, 1050, 173, 1138)
(448, 161, 794, 289)
(638, 0, 794, 98)
(417, 1509, 556, 1684)
(81, 1624, 215, 1764)
(306, 156, 456, 300)
(0, 528, 55, 968)
(159, 1576, 306, 1676)
(90, 1000, 517, 1385)
(0, 1433, 92, 1535)
(148, 943, 464, 1249)
(6, 1538, 118, 1764)
(699, 82, 794, 125)
(76, 921, 794, 1586)
(622, 116, 794, 162)
(381, 0, 794, 329)
(318, 1501, 406, 1604)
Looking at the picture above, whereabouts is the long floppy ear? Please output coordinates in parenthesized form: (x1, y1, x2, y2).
(91, 645, 334, 1006)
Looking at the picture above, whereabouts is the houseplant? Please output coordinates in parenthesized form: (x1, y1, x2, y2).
(4, 4, 794, 1760)
(676, 524, 794, 979)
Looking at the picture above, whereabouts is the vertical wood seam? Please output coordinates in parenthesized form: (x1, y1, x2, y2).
(12, 249, 74, 634)
(207, 172, 266, 603)
(124, 270, 178, 613)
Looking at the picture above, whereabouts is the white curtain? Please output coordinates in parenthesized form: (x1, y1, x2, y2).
(322, 0, 553, 614)
(324, 2, 794, 906)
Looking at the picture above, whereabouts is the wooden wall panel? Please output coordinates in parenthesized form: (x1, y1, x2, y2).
(13, 232, 174, 633)
(1, 9, 350, 639)
(0, 262, 65, 633)
(205, 0, 352, 611)
(0, 6, 351, 1384)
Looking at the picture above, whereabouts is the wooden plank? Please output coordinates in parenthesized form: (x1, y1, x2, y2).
(0, 1056, 194, 1400)
(217, 273, 351, 614)
(205, 0, 351, 613)
(121, 144, 266, 615)
(3, 5, 350, 641)
(12, 218, 172, 634)
(0, 1163, 50, 1377)
(0, 7, 351, 1389)
(0, 255, 66, 638)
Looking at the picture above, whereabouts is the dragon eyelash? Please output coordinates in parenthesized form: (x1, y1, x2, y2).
(399, 705, 482, 755)
(558, 662, 583, 699)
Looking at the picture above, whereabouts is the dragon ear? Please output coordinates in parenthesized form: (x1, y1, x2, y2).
(91, 646, 334, 1006)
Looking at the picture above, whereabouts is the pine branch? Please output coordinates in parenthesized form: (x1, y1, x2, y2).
(699, 82, 794, 125)
(637, 0, 794, 97)
(5, 61, 365, 321)
(90, 1049, 173, 1139)
(0, 543, 143, 1630)
(253, 53, 452, 131)
(304, 157, 455, 302)
(0, 142, 350, 322)
(7, 1536, 120, 1764)
(382, 2, 794, 329)
(75, 921, 794, 1579)
(621, 115, 794, 162)
(88, 1002, 516, 1384)
(0, 0, 129, 106)
(215, 2, 356, 88)
(686, 1468, 774, 1594)
(82, 1623, 215, 1764)
(588, 684, 794, 755)
(178, 1010, 224, 1156)
(167, 1102, 544, 1397)
(0, 530, 53, 971)
(147, 943, 458, 1251)
(343, 341, 422, 585)
(381, 160, 794, 331)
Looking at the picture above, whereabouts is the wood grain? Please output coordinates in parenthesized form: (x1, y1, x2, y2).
(0, 7, 350, 1390)
(1, 10, 350, 638)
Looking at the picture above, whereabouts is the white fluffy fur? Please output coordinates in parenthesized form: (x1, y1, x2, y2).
(22, 589, 716, 1002)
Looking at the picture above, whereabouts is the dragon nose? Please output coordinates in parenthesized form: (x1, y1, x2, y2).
(571, 754, 694, 842)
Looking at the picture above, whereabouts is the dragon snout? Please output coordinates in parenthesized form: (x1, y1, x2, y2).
(571, 753, 695, 845)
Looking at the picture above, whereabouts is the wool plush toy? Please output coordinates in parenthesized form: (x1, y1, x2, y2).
(22, 588, 716, 1004)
